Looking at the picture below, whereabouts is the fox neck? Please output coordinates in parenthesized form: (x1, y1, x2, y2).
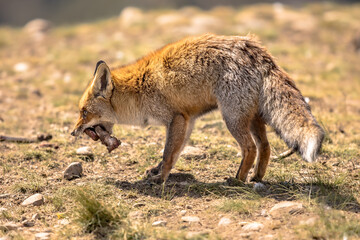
(109, 69, 146, 126)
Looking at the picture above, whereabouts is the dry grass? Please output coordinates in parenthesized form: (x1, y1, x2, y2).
(1, 3, 360, 239)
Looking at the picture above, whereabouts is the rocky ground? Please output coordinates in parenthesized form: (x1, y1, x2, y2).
(1, 3, 360, 240)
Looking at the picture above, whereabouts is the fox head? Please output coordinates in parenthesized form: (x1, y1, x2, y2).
(71, 60, 116, 137)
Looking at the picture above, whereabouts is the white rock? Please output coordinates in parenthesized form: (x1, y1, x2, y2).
(180, 210, 187, 215)
(13, 62, 29, 73)
(0, 207, 7, 212)
(218, 217, 232, 226)
(181, 216, 200, 223)
(63, 162, 83, 180)
(76, 146, 93, 156)
(253, 182, 267, 192)
(152, 220, 167, 226)
(35, 232, 51, 240)
(242, 222, 264, 232)
(269, 201, 304, 218)
(181, 146, 205, 159)
(21, 193, 44, 206)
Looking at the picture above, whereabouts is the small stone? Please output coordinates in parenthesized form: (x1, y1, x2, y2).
(152, 220, 167, 226)
(269, 201, 304, 218)
(242, 222, 264, 232)
(63, 162, 83, 180)
(32, 213, 41, 220)
(76, 146, 93, 156)
(239, 221, 248, 226)
(180, 210, 187, 215)
(253, 182, 267, 192)
(13, 62, 29, 73)
(22, 220, 35, 227)
(181, 216, 200, 223)
(132, 203, 145, 208)
(0, 223, 19, 231)
(21, 193, 44, 206)
(35, 232, 51, 240)
(182, 146, 205, 160)
(218, 217, 232, 226)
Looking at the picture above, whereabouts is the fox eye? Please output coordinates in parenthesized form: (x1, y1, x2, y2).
(82, 110, 88, 118)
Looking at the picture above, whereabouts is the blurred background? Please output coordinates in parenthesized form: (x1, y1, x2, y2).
(1, 0, 358, 26)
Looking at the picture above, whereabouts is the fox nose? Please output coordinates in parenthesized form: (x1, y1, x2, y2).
(71, 130, 76, 136)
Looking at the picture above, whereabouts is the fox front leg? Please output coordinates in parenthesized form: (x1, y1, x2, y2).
(146, 114, 188, 184)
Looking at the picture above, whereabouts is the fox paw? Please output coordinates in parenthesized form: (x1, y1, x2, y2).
(146, 174, 165, 185)
(249, 175, 263, 183)
(144, 164, 162, 178)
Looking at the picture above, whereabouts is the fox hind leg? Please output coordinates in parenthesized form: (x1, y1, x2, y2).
(249, 115, 271, 182)
(221, 110, 257, 182)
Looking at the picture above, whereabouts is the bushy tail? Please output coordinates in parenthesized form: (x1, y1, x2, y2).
(259, 68, 324, 162)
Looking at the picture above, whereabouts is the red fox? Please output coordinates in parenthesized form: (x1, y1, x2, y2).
(71, 34, 324, 183)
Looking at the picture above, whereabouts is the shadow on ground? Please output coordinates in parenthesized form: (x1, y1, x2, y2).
(107, 172, 360, 213)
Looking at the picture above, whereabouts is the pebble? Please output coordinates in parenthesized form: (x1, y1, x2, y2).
(253, 182, 267, 192)
(218, 217, 232, 226)
(152, 220, 167, 227)
(13, 62, 29, 73)
(242, 222, 264, 232)
(181, 216, 200, 223)
(76, 146, 93, 156)
(269, 201, 304, 218)
(0, 207, 7, 212)
(63, 162, 83, 180)
(21, 193, 44, 206)
(180, 210, 187, 215)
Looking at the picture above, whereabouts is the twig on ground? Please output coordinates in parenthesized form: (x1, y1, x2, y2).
(271, 149, 295, 160)
(0, 134, 52, 143)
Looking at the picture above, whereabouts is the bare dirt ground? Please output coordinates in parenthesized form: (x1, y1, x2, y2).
(1, 3, 360, 240)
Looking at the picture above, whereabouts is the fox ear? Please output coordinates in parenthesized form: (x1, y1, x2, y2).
(91, 60, 113, 99)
